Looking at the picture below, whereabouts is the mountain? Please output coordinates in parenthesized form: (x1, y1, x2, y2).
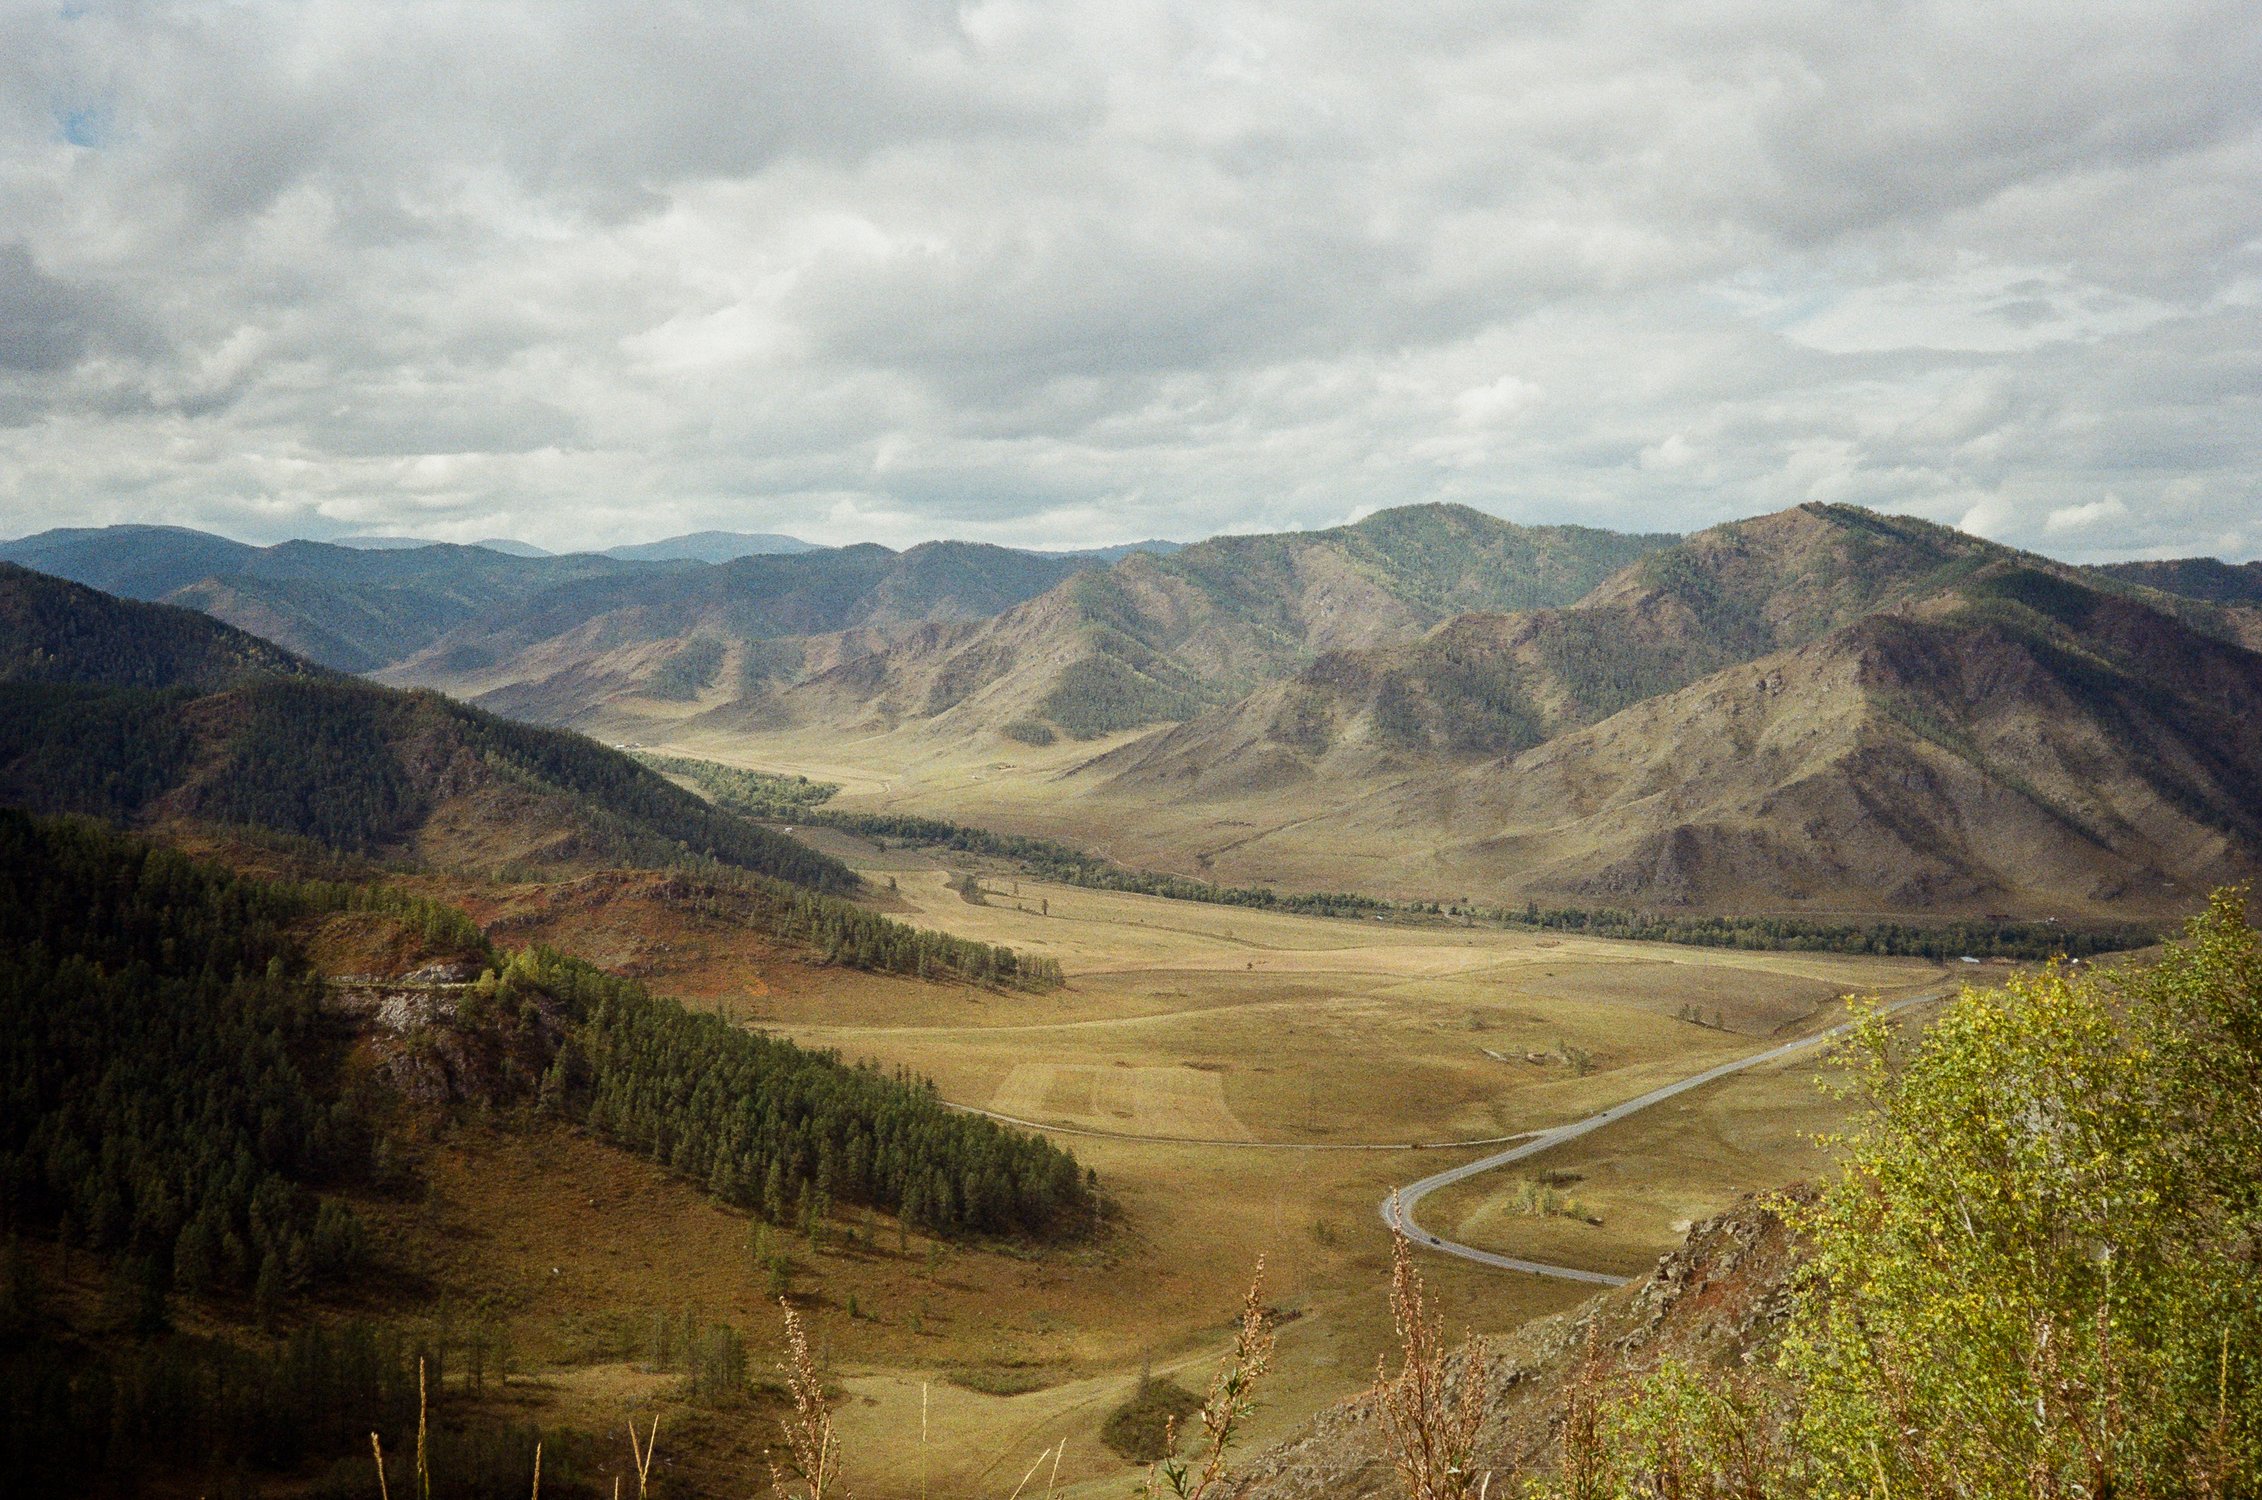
(1079, 507, 2262, 918)
(602, 530, 820, 562)
(0, 523, 262, 599)
(0, 565, 854, 888)
(331, 532, 552, 557)
(380, 540, 1115, 726)
(1092, 505, 2005, 790)
(749, 504, 1674, 742)
(0, 524, 664, 671)
(0, 561, 319, 690)
(163, 540, 657, 672)
(1036, 539, 1185, 562)
(159, 539, 664, 673)
(2094, 556, 2262, 606)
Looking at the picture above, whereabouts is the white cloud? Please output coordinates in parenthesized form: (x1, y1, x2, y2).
(1454, 376, 1542, 427)
(0, 0, 2255, 560)
(2045, 495, 2131, 533)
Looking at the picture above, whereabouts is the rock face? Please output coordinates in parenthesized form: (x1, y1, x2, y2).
(1236, 1191, 1810, 1499)
(325, 973, 568, 1108)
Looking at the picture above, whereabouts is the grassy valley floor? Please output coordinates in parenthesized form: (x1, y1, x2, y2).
(400, 821, 1951, 1496)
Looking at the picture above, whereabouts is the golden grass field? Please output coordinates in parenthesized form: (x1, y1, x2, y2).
(386, 752, 1957, 1498)
(676, 818, 1944, 1496)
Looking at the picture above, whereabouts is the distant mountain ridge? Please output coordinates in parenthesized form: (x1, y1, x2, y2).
(0, 523, 264, 601)
(0, 524, 1188, 692)
(1075, 505, 2262, 918)
(10, 509, 2257, 920)
(601, 530, 820, 562)
(328, 533, 550, 556)
(651, 504, 1677, 742)
(378, 538, 1113, 727)
(0, 526, 668, 672)
(2094, 557, 2262, 609)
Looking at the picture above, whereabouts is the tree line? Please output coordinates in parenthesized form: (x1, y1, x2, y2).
(509, 945, 1092, 1238)
(642, 751, 2156, 961)
(0, 808, 1073, 1336)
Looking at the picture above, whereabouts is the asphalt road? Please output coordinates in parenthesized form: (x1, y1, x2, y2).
(1379, 990, 1949, 1286)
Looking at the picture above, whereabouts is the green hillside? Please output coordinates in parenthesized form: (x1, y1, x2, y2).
(0, 566, 856, 890)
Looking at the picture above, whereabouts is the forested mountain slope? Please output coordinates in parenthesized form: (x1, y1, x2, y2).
(0, 566, 853, 888)
(0, 808, 1083, 1494)
(0, 522, 263, 599)
(0, 562, 317, 689)
(1, 524, 664, 671)
(2090, 556, 2262, 651)
(2095, 555, 2262, 606)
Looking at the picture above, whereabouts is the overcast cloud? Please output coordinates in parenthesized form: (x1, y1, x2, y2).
(1, 0, 2257, 559)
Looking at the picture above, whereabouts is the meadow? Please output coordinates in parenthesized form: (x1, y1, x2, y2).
(565, 822, 1954, 1497)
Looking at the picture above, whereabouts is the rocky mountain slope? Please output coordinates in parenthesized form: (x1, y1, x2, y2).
(380, 538, 1111, 728)
(1240, 1193, 1809, 1498)
(1077, 507, 2262, 918)
(724, 504, 1674, 742)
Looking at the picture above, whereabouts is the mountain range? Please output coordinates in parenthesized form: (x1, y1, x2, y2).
(5, 504, 2257, 920)
(383, 504, 1670, 740)
(1082, 507, 2262, 917)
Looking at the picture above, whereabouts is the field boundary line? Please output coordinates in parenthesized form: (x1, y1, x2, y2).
(940, 1101, 1542, 1152)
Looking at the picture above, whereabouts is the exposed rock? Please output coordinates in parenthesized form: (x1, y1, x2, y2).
(1235, 1190, 1811, 1499)
(326, 977, 568, 1109)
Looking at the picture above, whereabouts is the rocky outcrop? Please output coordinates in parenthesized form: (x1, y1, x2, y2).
(325, 973, 568, 1108)
(1236, 1190, 1810, 1498)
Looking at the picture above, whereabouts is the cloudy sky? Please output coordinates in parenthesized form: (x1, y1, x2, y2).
(2, 1, 2258, 559)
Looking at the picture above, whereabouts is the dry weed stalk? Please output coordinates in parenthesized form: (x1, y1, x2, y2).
(769, 1297, 847, 1500)
(628, 1414, 660, 1500)
(1005, 1440, 1064, 1500)
(1555, 1326, 1608, 1500)
(1137, 1258, 1275, 1500)
(1374, 1213, 1491, 1500)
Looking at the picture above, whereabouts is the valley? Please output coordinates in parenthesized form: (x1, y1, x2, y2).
(11, 16, 2260, 1489)
(420, 824, 1951, 1497)
(3, 503, 2254, 1496)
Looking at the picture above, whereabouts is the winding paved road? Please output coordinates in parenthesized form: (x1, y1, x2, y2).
(1380, 991, 1949, 1286)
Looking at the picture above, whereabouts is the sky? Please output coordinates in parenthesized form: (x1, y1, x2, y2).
(1, 2, 2258, 561)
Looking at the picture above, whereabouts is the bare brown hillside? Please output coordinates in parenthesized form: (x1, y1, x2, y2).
(387, 504, 1669, 744)
(1074, 550, 2262, 919)
(1086, 505, 2022, 785)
